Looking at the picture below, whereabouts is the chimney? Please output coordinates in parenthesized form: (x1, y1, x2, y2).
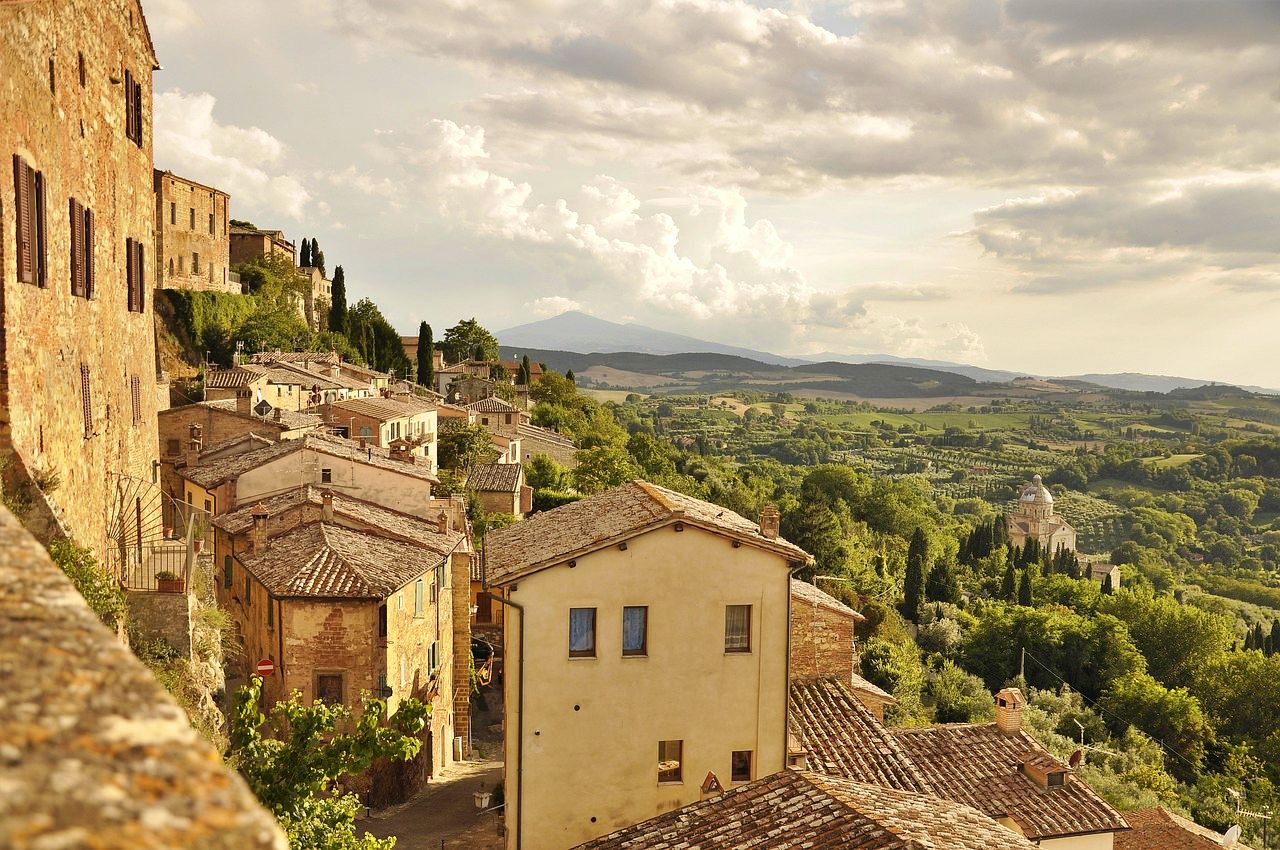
(437, 510, 450, 534)
(321, 490, 334, 522)
(759, 505, 780, 540)
(995, 687, 1026, 734)
(236, 388, 252, 416)
(273, 407, 283, 423)
(185, 424, 202, 468)
(330, 363, 340, 380)
(358, 436, 367, 449)
(250, 510, 269, 554)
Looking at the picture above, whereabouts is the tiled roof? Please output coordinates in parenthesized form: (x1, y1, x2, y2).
(199, 432, 275, 458)
(789, 677, 932, 793)
(180, 432, 437, 489)
(1117, 808, 1253, 850)
(239, 522, 442, 599)
(204, 399, 324, 430)
(850, 672, 896, 704)
(467, 397, 520, 413)
(485, 480, 811, 584)
(576, 769, 1038, 850)
(204, 367, 264, 389)
(266, 360, 367, 391)
(329, 396, 433, 421)
(467, 463, 523, 493)
(893, 723, 1129, 840)
(791, 579, 865, 621)
(212, 486, 467, 556)
(517, 423, 575, 448)
(248, 351, 338, 365)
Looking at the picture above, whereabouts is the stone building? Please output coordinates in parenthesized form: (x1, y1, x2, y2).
(469, 395, 527, 437)
(229, 223, 294, 265)
(789, 578, 865, 685)
(0, 0, 162, 562)
(326, 395, 438, 471)
(519, 422, 579, 469)
(465, 461, 531, 517)
(485, 481, 812, 850)
(153, 169, 236, 293)
(1006, 474, 1077, 554)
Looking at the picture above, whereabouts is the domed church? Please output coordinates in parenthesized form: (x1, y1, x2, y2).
(1006, 474, 1077, 553)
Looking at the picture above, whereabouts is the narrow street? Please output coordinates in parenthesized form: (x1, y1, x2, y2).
(361, 758, 504, 850)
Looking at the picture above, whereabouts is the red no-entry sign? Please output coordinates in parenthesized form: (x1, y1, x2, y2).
(256, 658, 275, 677)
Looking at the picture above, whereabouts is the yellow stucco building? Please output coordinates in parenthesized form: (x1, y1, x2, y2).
(484, 482, 811, 850)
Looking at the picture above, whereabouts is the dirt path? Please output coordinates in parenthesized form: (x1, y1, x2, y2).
(362, 759, 504, 850)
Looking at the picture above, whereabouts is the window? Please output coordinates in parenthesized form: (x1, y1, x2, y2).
(166, 438, 180, 455)
(123, 69, 143, 146)
(13, 155, 47, 287)
(168, 257, 173, 276)
(125, 237, 145, 312)
(77, 52, 85, 87)
(130, 376, 141, 425)
(569, 608, 596, 658)
(192, 252, 199, 274)
(731, 750, 753, 783)
(223, 556, 233, 589)
(360, 426, 373, 439)
(68, 198, 94, 298)
(658, 740, 683, 783)
(623, 606, 647, 656)
(170, 202, 175, 225)
(429, 574, 438, 605)
(399, 656, 407, 686)
(428, 641, 439, 676)
(208, 212, 214, 235)
(725, 605, 751, 653)
(177, 255, 184, 273)
(48, 57, 55, 94)
(79, 363, 92, 438)
(505, 414, 512, 424)
(415, 578, 424, 616)
(244, 573, 251, 607)
(316, 673, 344, 705)
(397, 591, 404, 610)
(189, 207, 195, 229)
(267, 596, 274, 629)
(203, 499, 211, 513)
(320, 468, 332, 483)
(1047, 772, 1066, 788)
(378, 603, 388, 639)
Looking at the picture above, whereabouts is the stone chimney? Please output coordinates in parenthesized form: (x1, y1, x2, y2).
(995, 687, 1026, 734)
(236, 388, 252, 416)
(250, 510, 269, 554)
(185, 424, 202, 468)
(759, 505, 780, 540)
(273, 407, 283, 423)
(329, 363, 340, 380)
(437, 510, 450, 534)
(321, 490, 334, 522)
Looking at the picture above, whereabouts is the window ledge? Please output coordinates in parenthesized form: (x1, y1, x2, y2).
(621, 653, 648, 659)
(657, 780, 684, 787)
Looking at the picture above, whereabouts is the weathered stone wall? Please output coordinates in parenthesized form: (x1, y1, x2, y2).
(0, 0, 162, 560)
(126, 586, 193, 656)
(154, 171, 235, 293)
(520, 430, 579, 468)
(451, 548, 474, 758)
(790, 596, 858, 684)
(0, 504, 286, 849)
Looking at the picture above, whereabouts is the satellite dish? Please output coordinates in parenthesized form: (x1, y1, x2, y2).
(1069, 750, 1083, 769)
(1223, 825, 1241, 846)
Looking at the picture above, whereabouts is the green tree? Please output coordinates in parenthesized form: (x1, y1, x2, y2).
(1098, 589, 1232, 688)
(1018, 568, 1034, 606)
(328, 266, 346, 334)
(571, 444, 638, 494)
(345, 299, 411, 375)
(524, 454, 567, 491)
(925, 557, 960, 604)
(861, 638, 924, 722)
(566, 369, 576, 384)
(626, 432, 676, 481)
(1099, 672, 1211, 780)
(299, 236, 311, 267)
(438, 424, 495, 471)
(1001, 562, 1017, 601)
(228, 676, 428, 850)
(902, 528, 927, 623)
(519, 354, 532, 386)
(439, 318, 498, 364)
(929, 661, 995, 723)
(416, 322, 433, 388)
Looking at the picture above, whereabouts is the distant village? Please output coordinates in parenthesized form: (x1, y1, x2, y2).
(0, 3, 1258, 850)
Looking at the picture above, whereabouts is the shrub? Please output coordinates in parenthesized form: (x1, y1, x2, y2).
(48, 540, 126, 629)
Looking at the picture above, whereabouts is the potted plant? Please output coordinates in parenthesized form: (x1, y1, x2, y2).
(155, 570, 185, 594)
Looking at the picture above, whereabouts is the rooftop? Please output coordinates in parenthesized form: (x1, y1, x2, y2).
(203, 398, 324, 431)
(517, 422, 576, 448)
(239, 522, 444, 599)
(576, 769, 1038, 850)
(204, 366, 264, 389)
(1116, 807, 1254, 850)
(466, 396, 520, 413)
(467, 463, 523, 493)
(485, 480, 811, 585)
(329, 396, 436, 422)
(180, 431, 437, 489)
(791, 579, 865, 620)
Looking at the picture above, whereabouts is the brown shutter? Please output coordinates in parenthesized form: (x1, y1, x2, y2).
(126, 237, 137, 311)
(80, 363, 92, 438)
(131, 375, 141, 425)
(84, 206, 95, 298)
(132, 80, 143, 145)
(33, 169, 46, 288)
(13, 156, 32, 284)
(135, 239, 145, 311)
(124, 69, 134, 140)
(69, 199, 83, 296)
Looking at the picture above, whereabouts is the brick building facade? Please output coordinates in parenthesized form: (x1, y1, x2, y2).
(154, 169, 236, 293)
(0, 0, 162, 559)
(229, 224, 294, 265)
(789, 579, 864, 684)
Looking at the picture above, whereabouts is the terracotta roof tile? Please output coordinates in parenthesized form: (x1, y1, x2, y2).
(467, 463, 523, 493)
(329, 396, 435, 421)
(467, 397, 520, 413)
(789, 677, 932, 793)
(180, 432, 437, 489)
(1117, 807, 1253, 850)
(203, 398, 324, 430)
(484, 480, 811, 584)
(517, 422, 576, 448)
(791, 579, 865, 620)
(204, 367, 264, 388)
(849, 673, 896, 704)
(576, 769, 1038, 850)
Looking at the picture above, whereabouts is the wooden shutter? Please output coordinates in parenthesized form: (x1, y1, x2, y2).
(125, 237, 137, 311)
(80, 363, 92, 438)
(131, 375, 141, 425)
(14, 155, 31, 284)
(33, 169, 45, 287)
(124, 69, 134, 140)
(134, 239, 145, 311)
(69, 199, 84, 297)
(84, 206, 94, 298)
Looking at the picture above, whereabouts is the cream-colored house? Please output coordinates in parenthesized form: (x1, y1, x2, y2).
(484, 484, 811, 850)
(1007, 475, 1077, 553)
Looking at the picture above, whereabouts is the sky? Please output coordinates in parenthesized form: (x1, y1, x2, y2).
(145, 0, 1280, 385)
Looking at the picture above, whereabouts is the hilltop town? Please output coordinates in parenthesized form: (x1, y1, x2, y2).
(3, 3, 1279, 850)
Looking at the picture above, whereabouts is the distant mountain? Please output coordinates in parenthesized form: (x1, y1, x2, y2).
(1063, 373, 1276, 396)
(497, 311, 807, 366)
(802, 352, 1024, 384)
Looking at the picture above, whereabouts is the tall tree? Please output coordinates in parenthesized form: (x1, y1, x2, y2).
(566, 369, 576, 385)
(299, 236, 311, 267)
(903, 528, 927, 623)
(314, 249, 325, 277)
(1001, 562, 1017, 602)
(1270, 620, 1280, 656)
(1018, 568, 1034, 607)
(519, 353, 532, 386)
(926, 557, 960, 604)
(328, 266, 346, 334)
(441, 318, 499, 364)
(417, 322, 434, 388)
(1102, 572, 1114, 595)
(309, 237, 320, 270)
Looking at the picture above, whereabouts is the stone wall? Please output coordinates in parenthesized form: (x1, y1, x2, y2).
(154, 170, 235, 293)
(0, 503, 286, 849)
(126, 587, 193, 656)
(790, 593, 858, 684)
(0, 0, 162, 560)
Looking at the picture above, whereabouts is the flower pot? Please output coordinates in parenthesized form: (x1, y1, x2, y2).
(157, 577, 186, 594)
(192, 539, 204, 554)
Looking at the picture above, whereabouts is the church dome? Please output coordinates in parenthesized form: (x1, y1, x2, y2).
(1019, 474, 1053, 505)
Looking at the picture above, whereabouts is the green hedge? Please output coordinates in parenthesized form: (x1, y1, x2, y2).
(160, 289, 258, 366)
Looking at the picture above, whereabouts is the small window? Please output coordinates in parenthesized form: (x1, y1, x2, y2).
(569, 607, 596, 658)
(170, 202, 176, 225)
(204, 499, 211, 513)
(378, 603, 388, 638)
(623, 606, 647, 656)
(48, 57, 55, 94)
(166, 438, 180, 455)
(1047, 772, 1066, 788)
(77, 52, 85, 87)
(360, 426, 373, 438)
(189, 207, 195, 229)
(397, 591, 404, 610)
(168, 257, 174, 276)
(415, 578, 424, 616)
(79, 363, 92, 438)
(658, 740, 683, 784)
(316, 673, 344, 705)
(266, 596, 274, 629)
(178, 255, 184, 273)
(732, 750, 753, 783)
(399, 655, 407, 686)
(321, 468, 332, 483)
(131, 376, 141, 425)
(223, 555, 233, 589)
(192, 252, 199, 274)
(244, 573, 251, 606)
(428, 640, 439, 676)
(12, 155, 48, 287)
(725, 605, 751, 653)
(208, 212, 214, 234)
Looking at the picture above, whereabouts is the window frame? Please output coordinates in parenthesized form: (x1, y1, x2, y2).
(223, 555, 233, 589)
(568, 607, 597, 658)
(658, 740, 683, 784)
(315, 672, 344, 705)
(731, 750, 753, 783)
(622, 605, 648, 657)
(725, 604, 752, 653)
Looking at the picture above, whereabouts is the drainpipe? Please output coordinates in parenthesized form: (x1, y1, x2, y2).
(479, 534, 525, 850)
(785, 560, 806, 769)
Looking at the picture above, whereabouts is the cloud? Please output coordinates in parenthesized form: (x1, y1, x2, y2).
(154, 90, 311, 220)
(145, 0, 202, 37)
(528, 296, 583, 316)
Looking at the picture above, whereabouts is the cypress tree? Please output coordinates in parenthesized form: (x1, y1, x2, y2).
(299, 236, 311, 267)
(903, 528, 928, 622)
(314, 249, 325, 277)
(1001, 562, 1017, 602)
(328, 266, 347, 333)
(416, 322, 433, 388)
(994, 515, 1008, 548)
(1253, 623, 1266, 652)
(1018, 569, 1033, 607)
(520, 354, 532, 386)
(1271, 620, 1280, 656)
(566, 369, 576, 384)
(1102, 573, 1114, 595)
(925, 557, 960, 604)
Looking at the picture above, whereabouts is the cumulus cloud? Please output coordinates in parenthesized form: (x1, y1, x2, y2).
(154, 90, 310, 219)
(528, 296, 583, 316)
(146, 0, 202, 37)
